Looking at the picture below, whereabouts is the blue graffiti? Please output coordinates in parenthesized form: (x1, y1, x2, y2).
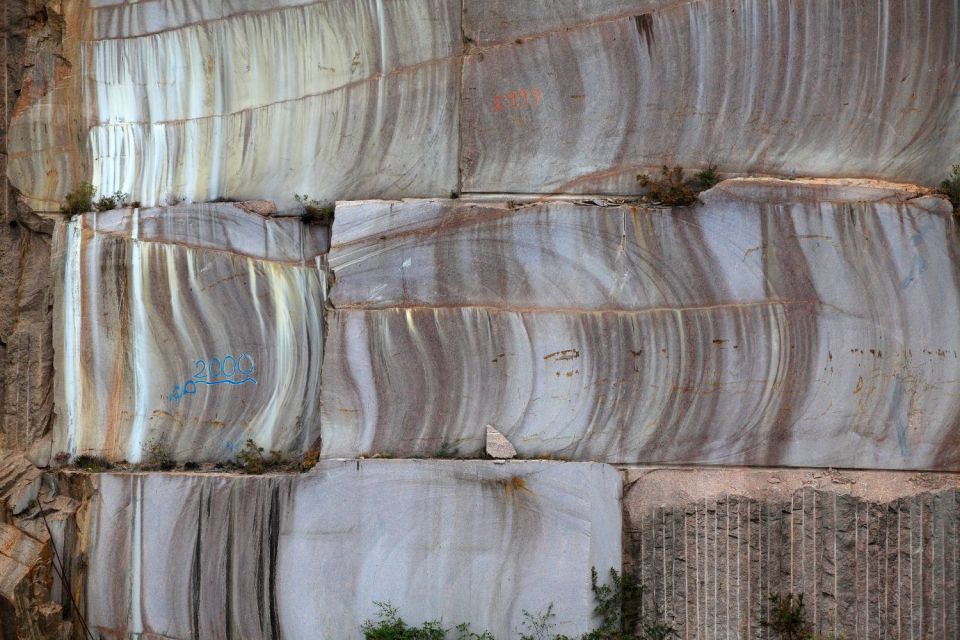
(169, 352, 257, 406)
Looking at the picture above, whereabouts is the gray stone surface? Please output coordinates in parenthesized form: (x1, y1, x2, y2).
(486, 425, 517, 459)
(623, 467, 960, 640)
(10, 0, 461, 209)
(461, 0, 960, 192)
(322, 182, 960, 469)
(52, 203, 327, 462)
(10, 1, 960, 209)
(82, 460, 622, 639)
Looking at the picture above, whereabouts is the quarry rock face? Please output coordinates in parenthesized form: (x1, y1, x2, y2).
(322, 183, 960, 469)
(461, 0, 960, 193)
(81, 461, 621, 639)
(2, 0, 960, 638)
(8, 0, 960, 208)
(52, 203, 328, 462)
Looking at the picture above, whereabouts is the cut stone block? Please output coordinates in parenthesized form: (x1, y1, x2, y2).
(323, 182, 960, 469)
(461, 0, 960, 191)
(52, 204, 327, 462)
(82, 460, 622, 639)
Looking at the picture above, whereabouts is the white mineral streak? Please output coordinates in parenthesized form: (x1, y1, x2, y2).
(53, 204, 326, 462)
(83, 461, 622, 639)
(322, 181, 960, 469)
(81, 0, 460, 206)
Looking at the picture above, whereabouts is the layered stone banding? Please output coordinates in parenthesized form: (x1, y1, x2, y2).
(461, 0, 960, 193)
(82, 460, 621, 639)
(53, 203, 327, 462)
(322, 181, 960, 468)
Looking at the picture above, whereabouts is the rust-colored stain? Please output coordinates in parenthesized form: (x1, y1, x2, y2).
(503, 475, 530, 497)
(544, 348, 579, 361)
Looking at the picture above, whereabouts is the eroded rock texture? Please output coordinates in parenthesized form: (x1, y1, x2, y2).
(81, 461, 621, 639)
(52, 204, 327, 462)
(0, 451, 82, 640)
(624, 467, 960, 640)
(322, 181, 960, 469)
(1, 1, 63, 460)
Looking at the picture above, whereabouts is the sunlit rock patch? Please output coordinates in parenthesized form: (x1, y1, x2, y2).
(52, 203, 327, 463)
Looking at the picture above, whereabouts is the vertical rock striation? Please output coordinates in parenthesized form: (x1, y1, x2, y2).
(624, 467, 960, 640)
(52, 203, 327, 462)
(81, 461, 621, 639)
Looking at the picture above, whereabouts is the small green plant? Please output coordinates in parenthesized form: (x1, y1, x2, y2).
(435, 442, 460, 458)
(361, 602, 447, 640)
(636, 165, 720, 206)
(761, 594, 811, 640)
(73, 454, 114, 472)
(454, 623, 496, 640)
(582, 568, 675, 640)
(234, 438, 288, 474)
(691, 164, 720, 191)
(94, 189, 130, 212)
(295, 194, 335, 224)
(518, 604, 573, 640)
(939, 164, 960, 209)
(61, 182, 96, 215)
(141, 435, 175, 471)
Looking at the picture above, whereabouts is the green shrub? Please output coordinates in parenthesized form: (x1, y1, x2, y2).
(73, 454, 113, 472)
(141, 435, 175, 471)
(760, 594, 811, 640)
(94, 190, 130, 212)
(359, 568, 676, 640)
(939, 164, 960, 209)
(295, 194, 335, 224)
(61, 182, 96, 215)
(361, 602, 447, 640)
(636, 165, 720, 206)
(234, 438, 289, 474)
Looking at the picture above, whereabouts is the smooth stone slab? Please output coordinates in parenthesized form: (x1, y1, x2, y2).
(83, 461, 622, 639)
(322, 183, 960, 469)
(11, 0, 461, 209)
(460, 0, 960, 191)
(80, 202, 329, 263)
(53, 205, 326, 462)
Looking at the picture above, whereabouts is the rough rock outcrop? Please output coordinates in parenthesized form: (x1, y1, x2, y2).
(1, 1, 62, 459)
(0, 451, 81, 640)
(322, 181, 960, 469)
(81, 460, 621, 639)
(624, 467, 960, 640)
(52, 203, 328, 462)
